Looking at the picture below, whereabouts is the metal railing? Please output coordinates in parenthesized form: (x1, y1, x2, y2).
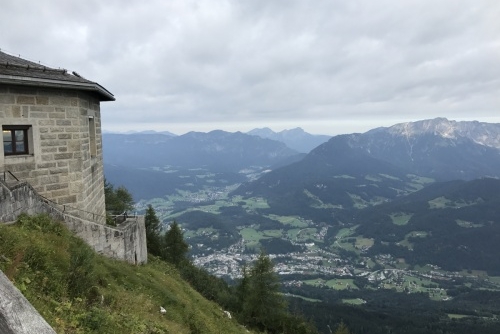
(109, 212, 139, 226)
(1, 170, 20, 183)
(1, 170, 109, 224)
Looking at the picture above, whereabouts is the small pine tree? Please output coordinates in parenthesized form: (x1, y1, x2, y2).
(236, 264, 250, 312)
(144, 204, 162, 256)
(242, 250, 287, 332)
(162, 221, 189, 267)
(334, 321, 351, 334)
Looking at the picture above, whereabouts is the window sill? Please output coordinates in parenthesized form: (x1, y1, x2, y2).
(4, 154, 35, 163)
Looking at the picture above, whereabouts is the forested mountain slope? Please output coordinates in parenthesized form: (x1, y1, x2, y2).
(234, 118, 500, 217)
(352, 178, 500, 274)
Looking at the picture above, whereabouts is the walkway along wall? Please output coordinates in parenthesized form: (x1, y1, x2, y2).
(0, 180, 147, 265)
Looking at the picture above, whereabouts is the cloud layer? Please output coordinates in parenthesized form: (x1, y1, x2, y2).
(1, 0, 499, 134)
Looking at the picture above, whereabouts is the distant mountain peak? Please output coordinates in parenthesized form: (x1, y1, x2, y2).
(104, 130, 177, 136)
(247, 127, 276, 136)
(247, 127, 331, 153)
(380, 118, 500, 148)
(280, 127, 306, 137)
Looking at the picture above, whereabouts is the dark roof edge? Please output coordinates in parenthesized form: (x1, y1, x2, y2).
(0, 74, 115, 101)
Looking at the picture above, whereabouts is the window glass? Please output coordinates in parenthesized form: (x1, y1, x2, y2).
(15, 130, 24, 141)
(4, 142, 13, 153)
(3, 130, 12, 153)
(16, 142, 25, 152)
(2, 130, 10, 142)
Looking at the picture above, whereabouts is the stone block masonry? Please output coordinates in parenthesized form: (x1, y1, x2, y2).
(0, 181, 147, 265)
(0, 86, 106, 223)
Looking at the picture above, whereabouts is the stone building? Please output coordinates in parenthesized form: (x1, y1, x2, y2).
(0, 50, 113, 223)
(0, 50, 147, 264)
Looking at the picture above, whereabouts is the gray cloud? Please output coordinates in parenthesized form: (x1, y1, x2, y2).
(1, 0, 499, 135)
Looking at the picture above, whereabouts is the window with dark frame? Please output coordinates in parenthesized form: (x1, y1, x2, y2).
(2, 125, 30, 155)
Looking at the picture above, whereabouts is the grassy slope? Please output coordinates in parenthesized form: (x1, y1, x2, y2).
(0, 214, 253, 334)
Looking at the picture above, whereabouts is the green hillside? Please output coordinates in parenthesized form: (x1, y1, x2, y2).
(0, 214, 253, 334)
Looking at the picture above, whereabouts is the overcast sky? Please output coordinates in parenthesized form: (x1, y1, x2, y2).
(1, 0, 499, 135)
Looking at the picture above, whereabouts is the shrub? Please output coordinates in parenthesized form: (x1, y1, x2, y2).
(67, 238, 96, 299)
(16, 213, 65, 235)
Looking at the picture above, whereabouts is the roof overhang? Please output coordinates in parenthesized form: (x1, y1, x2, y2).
(0, 74, 115, 101)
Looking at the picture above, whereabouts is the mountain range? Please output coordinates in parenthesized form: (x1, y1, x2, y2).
(247, 127, 331, 153)
(104, 127, 330, 153)
(103, 130, 299, 171)
(104, 118, 500, 205)
(355, 118, 500, 180)
(234, 118, 500, 217)
(103, 130, 302, 200)
(102, 118, 500, 333)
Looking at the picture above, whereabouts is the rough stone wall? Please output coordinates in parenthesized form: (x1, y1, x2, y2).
(0, 181, 147, 264)
(0, 85, 106, 223)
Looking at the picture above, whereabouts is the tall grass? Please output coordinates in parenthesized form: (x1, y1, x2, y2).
(0, 214, 251, 334)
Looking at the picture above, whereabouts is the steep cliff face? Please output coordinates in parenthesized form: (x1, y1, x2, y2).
(0, 271, 56, 334)
(349, 118, 500, 180)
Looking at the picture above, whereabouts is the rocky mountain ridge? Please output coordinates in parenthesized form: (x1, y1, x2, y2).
(341, 118, 500, 181)
(375, 117, 500, 149)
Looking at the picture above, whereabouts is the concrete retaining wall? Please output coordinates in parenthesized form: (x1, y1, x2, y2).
(0, 270, 56, 334)
(0, 181, 147, 264)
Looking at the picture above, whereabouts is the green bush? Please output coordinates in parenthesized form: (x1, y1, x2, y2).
(81, 306, 110, 331)
(67, 238, 96, 299)
(16, 213, 65, 235)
